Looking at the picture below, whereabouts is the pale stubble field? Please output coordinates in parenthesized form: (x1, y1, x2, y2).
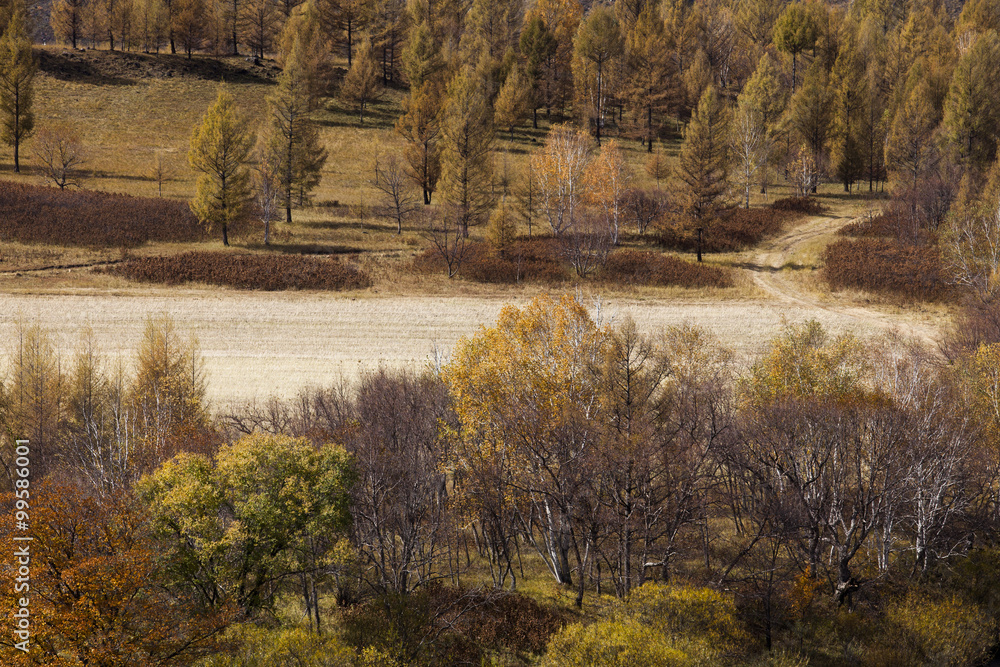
(0, 288, 943, 410)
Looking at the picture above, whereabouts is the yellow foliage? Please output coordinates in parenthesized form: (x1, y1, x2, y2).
(742, 319, 877, 407)
(864, 593, 994, 667)
(541, 620, 687, 667)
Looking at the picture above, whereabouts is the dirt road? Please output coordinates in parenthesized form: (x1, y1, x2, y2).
(0, 207, 948, 408)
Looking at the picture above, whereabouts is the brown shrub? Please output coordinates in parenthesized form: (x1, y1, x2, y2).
(602, 250, 734, 288)
(771, 196, 823, 214)
(413, 238, 567, 284)
(104, 251, 371, 290)
(659, 207, 788, 253)
(0, 180, 207, 247)
(823, 238, 948, 301)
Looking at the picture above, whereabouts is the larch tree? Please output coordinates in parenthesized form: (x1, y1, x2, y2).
(240, 0, 280, 57)
(438, 67, 495, 236)
(188, 88, 254, 246)
(678, 85, 730, 219)
(266, 36, 328, 223)
(340, 35, 382, 124)
(886, 79, 938, 193)
(0, 4, 35, 174)
(942, 31, 1000, 173)
(401, 20, 442, 90)
(625, 2, 672, 152)
(772, 1, 818, 92)
(572, 4, 623, 144)
(830, 23, 866, 193)
(51, 0, 87, 47)
(519, 16, 557, 128)
(494, 66, 530, 141)
(395, 80, 442, 205)
(788, 63, 833, 193)
(738, 53, 787, 196)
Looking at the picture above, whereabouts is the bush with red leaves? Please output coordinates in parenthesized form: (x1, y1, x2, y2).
(771, 196, 823, 214)
(0, 180, 208, 247)
(105, 252, 371, 290)
(823, 238, 948, 301)
(659, 207, 789, 253)
(602, 249, 733, 288)
(413, 238, 568, 284)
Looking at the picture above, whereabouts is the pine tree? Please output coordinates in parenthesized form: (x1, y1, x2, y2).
(439, 67, 495, 236)
(266, 37, 328, 223)
(678, 85, 730, 218)
(188, 88, 254, 246)
(0, 4, 36, 174)
(395, 81, 442, 205)
(340, 36, 382, 123)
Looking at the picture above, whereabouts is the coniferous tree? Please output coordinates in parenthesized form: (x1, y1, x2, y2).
(572, 4, 623, 144)
(739, 53, 786, 196)
(51, 0, 87, 47)
(266, 36, 328, 223)
(625, 2, 671, 152)
(188, 89, 254, 246)
(395, 81, 442, 205)
(887, 79, 938, 193)
(340, 35, 382, 123)
(788, 63, 833, 192)
(773, 1, 817, 92)
(942, 31, 1000, 173)
(494, 67, 530, 140)
(678, 85, 730, 219)
(0, 4, 35, 174)
(439, 67, 495, 236)
(519, 16, 556, 128)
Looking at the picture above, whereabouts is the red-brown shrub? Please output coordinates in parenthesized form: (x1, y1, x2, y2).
(823, 238, 948, 301)
(104, 252, 371, 290)
(0, 180, 207, 247)
(771, 196, 823, 214)
(602, 250, 734, 288)
(413, 238, 567, 284)
(659, 207, 788, 253)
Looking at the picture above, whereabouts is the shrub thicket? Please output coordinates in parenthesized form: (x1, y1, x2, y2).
(601, 250, 733, 288)
(0, 180, 207, 247)
(105, 252, 371, 290)
(659, 207, 788, 253)
(823, 238, 948, 300)
(413, 238, 567, 284)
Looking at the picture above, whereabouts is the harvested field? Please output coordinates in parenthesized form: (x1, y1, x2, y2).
(0, 290, 943, 410)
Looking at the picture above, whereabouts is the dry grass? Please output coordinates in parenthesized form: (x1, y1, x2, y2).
(0, 290, 926, 409)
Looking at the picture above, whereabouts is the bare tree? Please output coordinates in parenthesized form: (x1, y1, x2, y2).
(373, 150, 418, 234)
(421, 207, 468, 278)
(562, 210, 611, 277)
(732, 104, 765, 209)
(34, 126, 86, 190)
(150, 151, 172, 197)
(253, 148, 281, 245)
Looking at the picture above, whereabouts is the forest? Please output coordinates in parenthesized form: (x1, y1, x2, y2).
(3, 0, 1000, 662)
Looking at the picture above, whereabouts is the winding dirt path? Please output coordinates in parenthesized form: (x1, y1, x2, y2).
(748, 209, 944, 350)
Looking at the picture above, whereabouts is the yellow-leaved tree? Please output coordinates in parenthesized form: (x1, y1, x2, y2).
(442, 294, 607, 602)
(188, 88, 254, 246)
